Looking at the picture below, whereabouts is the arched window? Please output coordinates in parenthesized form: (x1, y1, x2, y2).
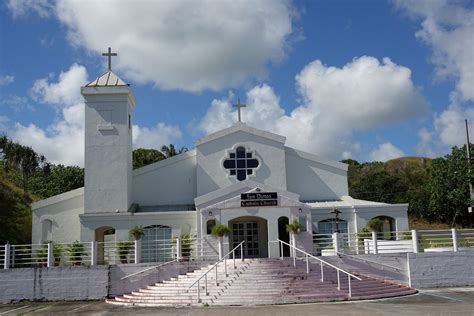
(206, 219, 216, 235)
(41, 219, 53, 242)
(318, 219, 348, 234)
(142, 225, 172, 262)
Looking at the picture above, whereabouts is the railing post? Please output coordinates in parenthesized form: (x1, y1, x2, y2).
(205, 274, 208, 296)
(215, 265, 218, 286)
(306, 255, 309, 276)
(333, 232, 340, 253)
(224, 257, 228, 277)
(134, 239, 141, 264)
(47, 242, 53, 268)
(411, 229, 419, 253)
(176, 236, 182, 261)
(197, 280, 201, 303)
(348, 275, 352, 298)
(337, 270, 340, 290)
(218, 236, 224, 260)
(280, 241, 283, 260)
(320, 262, 324, 282)
(240, 243, 244, 261)
(233, 250, 236, 269)
(4, 243, 10, 269)
(452, 228, 458, 252)
(91, 241, 97, 266)
(371, 231, 378, 255)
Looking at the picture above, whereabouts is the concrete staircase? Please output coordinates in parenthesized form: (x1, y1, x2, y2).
(106, 257, 416, 306)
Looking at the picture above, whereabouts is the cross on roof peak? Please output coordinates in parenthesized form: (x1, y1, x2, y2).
(102, 47, 117, 71)
(233, 98, 246, 123)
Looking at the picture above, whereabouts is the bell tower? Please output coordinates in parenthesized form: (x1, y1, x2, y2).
(80, 48, 135, 214)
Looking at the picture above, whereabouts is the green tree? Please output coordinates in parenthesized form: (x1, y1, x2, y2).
(132, 148, 165, 169)
(160, 144, 188, 159)
(29, 164, 84, 199)
(428, 145, 473, 227)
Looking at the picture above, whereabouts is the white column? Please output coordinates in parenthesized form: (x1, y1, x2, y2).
(411, 229, 419, 253)
(218, 236, 224, 260)
(452, 228, 458, 252)
(134, 239, 142, 264)
(332, 232, 340, 253)
(4, 243, 10, 269)
(371, 231, 378, 255)
(90, 241, 97, 266)
(176, 237, 182, 261)
(47, 242, 53, 268)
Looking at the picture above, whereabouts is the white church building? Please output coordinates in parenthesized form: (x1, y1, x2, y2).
(31, 65, 409, 260)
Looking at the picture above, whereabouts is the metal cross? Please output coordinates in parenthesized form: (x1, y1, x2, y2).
(233, 98, 246, 122)
(102, 47, 117, 71)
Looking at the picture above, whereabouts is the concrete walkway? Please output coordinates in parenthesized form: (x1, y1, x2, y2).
(1, 287, 473, 315)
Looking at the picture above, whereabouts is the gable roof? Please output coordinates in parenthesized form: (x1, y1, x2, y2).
(194, 122, 286, 146)
(285, 147, 348, 171)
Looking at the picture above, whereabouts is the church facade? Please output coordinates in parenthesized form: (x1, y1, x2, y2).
(31, 69, 409, 258)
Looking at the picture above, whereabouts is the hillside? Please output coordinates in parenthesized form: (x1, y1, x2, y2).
(0, 172, 32, 244)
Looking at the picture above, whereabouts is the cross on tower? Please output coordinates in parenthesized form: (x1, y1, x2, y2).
(102, 47, 117, 71)
(233, 98, 246, 122)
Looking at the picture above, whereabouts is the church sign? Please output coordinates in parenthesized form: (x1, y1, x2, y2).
(241, 192, 278, 207)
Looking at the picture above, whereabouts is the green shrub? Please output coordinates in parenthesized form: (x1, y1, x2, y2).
(66, 240, 85, 265)
(117, 241, 133, 263)
(211, 224, 231, 237)
(286, 219, 303, 234)
(36, 242, 62, 266)
(128, 225, 145, 240)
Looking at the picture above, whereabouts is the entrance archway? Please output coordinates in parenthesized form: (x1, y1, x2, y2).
(95, 226, 115, 264)
(228, 216, 268, 258)
(370, 216, 395, 240)
(278, 216, 290, 257)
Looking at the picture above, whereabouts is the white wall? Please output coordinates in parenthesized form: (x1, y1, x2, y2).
(285, 148, 348, 201)
(31, 188, 84, 244)
(132, 151, 197, 205)
(356, 206, 409, 232)
(196, 130, 287, 196)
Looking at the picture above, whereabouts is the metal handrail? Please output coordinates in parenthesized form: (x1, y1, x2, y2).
(275, 239, 361, 298)
(120, 258, 178, 280)
(336, 251, 404, 272)
(188, 240, 245, 302)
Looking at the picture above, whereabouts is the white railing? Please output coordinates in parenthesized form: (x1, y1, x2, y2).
(120, 258, 178, 280)
(321, 229, 474, 256)
(188, 240, 245, 303)
(274, 239, 361, 298)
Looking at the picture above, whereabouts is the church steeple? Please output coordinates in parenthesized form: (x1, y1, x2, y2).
(81, 49, 136, 214)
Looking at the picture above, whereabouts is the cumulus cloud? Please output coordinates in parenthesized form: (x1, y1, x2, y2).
(0, 75, 14, 86)
(38, 0, 294, 92)
(199, 56, 427, 160)
(31, 63, 87, 107)
(369, 142, 405, 162)
(6, 0, 54, 18)
(393, 0, 474, 101)
(133, 123, 182, 150)
(8, 63, 181, 166)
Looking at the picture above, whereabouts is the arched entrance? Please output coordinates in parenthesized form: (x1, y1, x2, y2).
(278, 216, 290, 257)
(95, 226, 115, 264)
(229, 216, 268, 258)
(370, 216, 395, 240)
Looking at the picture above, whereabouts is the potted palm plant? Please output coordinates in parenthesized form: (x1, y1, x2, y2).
(66, 240, 85, 266)
(286, 220, 303, 256)
(129, 225, 145, 240)
(173, 233, 194, 261)
(36, 242, 62, 266)
(117, 241, 133, 264)
(211, 224, 231, 259)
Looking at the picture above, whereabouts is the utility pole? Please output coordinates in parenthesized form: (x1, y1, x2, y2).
(466, 119, 473, 214)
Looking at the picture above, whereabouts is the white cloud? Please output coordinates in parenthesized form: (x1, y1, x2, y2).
(31, 63, 87, 107)
(369, 142, 405, 162)
(132, 123, 182, 150)
(0, 75, 14, 86)
(199, 56, 427, 160)
(393, 0, 474, 101)
(41, 0, 294, 92)
(6, 0, 54, 18)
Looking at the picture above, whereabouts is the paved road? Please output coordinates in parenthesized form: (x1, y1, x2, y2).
(1, 288, 474, 315)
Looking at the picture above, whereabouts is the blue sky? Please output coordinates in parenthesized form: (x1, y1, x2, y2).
(0, 0, 473, 167)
